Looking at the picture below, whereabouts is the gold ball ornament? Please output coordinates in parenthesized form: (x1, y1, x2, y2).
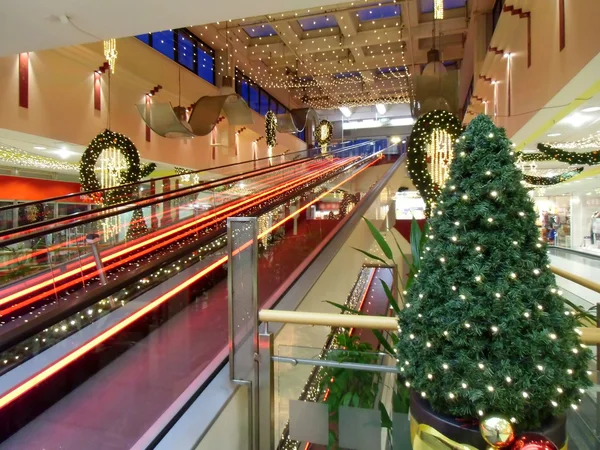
(479, 415, 515, 448)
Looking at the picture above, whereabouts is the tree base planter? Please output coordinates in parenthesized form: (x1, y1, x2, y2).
(409, 392, 568, 450)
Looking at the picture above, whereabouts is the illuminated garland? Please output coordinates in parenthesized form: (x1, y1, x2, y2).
(265, 111, 277, 148)
(407, 110, 462, 216)
(0, 144, 79, 172)
(537, 143, 600, 165)
(80, 129, 156, 205)
(314, 120, 333, 146)
(522, 167, 584, 185)
(516, 152, 555, 163)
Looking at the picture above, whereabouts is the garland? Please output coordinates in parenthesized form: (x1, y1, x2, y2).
(265, 111, 277, 148)
(80, 129, 156, 205)
(537, 143, 600, 165)
(516, 152, 555, 162)
(522, 167, 584, 185)
(407, 110, 462, 216)
(314, 119, 333, 146)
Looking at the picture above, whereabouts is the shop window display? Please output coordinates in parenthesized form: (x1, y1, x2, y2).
(531, 190, 600, 255)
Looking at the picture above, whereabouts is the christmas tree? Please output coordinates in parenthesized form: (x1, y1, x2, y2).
(397, 114, 592, 429)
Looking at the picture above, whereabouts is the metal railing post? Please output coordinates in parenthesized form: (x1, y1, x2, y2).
(227, 217, 259, 450)
(86, 233, 107, 285)
(258, 331, 274, 450)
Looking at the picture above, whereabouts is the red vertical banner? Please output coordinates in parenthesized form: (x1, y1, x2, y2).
(161, 179, 171, 226)
(18, 53, 29, 109)
(94, 72, 102, 111)
(174, 179, 180, 221)
(150, 180, 158, 229)
(527, 15, 532, 67)
(559, 0, 565, 51)
(145, 95, 151, 142)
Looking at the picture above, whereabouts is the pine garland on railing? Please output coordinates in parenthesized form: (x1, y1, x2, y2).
(537, 143, 600, 165)
(522, 167, 584, 185)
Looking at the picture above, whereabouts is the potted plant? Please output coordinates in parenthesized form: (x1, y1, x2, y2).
(395, 114, 591, 448)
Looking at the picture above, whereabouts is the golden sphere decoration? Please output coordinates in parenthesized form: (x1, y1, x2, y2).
(479, 415, 515, 448)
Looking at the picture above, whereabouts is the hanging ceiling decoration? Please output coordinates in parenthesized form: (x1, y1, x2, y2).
(137, 94, 254, 138)
(407, 110, 463, 216)
(276, 108, 319, 133)
(426, 128, 454, 187)
(103, 39, 118, 74)
(434, 0, 444, 19)
(0, 144, 79, 172)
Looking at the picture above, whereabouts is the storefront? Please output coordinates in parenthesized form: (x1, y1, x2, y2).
(531, 178, 600, 255)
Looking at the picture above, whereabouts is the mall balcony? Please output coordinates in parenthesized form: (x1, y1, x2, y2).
(0, 0, 599, 449)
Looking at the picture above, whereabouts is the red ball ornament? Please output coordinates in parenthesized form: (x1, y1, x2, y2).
(509, 433, 559, 450)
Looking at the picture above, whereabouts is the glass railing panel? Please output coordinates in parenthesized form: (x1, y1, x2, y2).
(274, 344, 404, 449)
(0, 144, 387, 448)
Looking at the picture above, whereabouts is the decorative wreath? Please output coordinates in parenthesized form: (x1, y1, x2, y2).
(80, 129, 156, 205)
(406, 110, 462, 216)
(522, 167, 584, 185)
(265, 111, 277, 148)
(314, 120, 333, 146)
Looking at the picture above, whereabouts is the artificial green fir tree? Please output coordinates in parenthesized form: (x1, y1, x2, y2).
(397, 114, 592, 430)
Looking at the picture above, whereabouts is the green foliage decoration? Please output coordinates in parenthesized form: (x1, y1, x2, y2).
(538, 143, 600, 165)
(79, 129, 156, 205)
(397, 114, 592, 430)
(516, 152, 555, 163)
(522, 167, 583, 186)
(265, 111, 277, 148)
(407, 110, 463, 217)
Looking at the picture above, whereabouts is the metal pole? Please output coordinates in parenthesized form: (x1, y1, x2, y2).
(258, 332, 274, 450)
(86, 233, 107, 285)
(271, 356, 399, 374)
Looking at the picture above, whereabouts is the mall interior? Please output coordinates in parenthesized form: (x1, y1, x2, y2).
(0, 0, 599, 449)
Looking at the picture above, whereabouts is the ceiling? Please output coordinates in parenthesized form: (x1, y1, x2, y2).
(0, 0, 350, 57)
(188, 0, 467, 109)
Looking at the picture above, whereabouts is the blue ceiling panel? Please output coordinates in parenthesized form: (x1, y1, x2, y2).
(244, 24, 276, 38)
(298, 15, 338, 30)
(356, 4, 401, 21)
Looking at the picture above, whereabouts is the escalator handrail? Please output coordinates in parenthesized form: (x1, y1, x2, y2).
(0, 145, 380, 247)
(0, 152, 380, 357)
(0, 140, 374, 213)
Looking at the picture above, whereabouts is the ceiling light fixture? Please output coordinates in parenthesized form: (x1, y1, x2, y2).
(547, 133, 561, 137)
(342, 119, 383, 130)
(563, 113, 590, 127)
(33, 146, 47, 150)
(339, 107, 353, 118)
(582, 106, 600, 113)
(376, 103, 387, 115)
(390, 117, 416, 127)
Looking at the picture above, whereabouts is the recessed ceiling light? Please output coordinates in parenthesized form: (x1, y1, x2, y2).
(547, 133, 561, 137)
(33, 146, 46, 150)
(582, 106, 600, 113)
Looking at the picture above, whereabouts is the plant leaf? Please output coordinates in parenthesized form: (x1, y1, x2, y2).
(380, 401, 393, 428)
(372, 329, 396, 356)
(325, 300, 364, 315)
(363, 217, 393, 260)
(352, 247, 388, 265)
(390, 231, 413, 270)
(380, 279, 400, 315)
(410, 218, 423, 269)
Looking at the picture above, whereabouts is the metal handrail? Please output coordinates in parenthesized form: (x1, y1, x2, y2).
(551, 265, 600, 294)
(258, 310, 598, 345)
